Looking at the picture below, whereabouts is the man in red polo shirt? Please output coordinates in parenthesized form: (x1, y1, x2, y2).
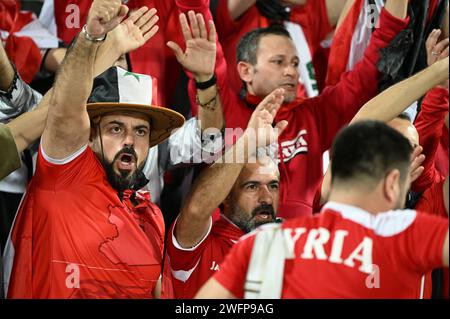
(165, 81, 288, 298)
(213, 0, 347, 96)
(196, 121, 449, 299)
(179, 0, 410, 219)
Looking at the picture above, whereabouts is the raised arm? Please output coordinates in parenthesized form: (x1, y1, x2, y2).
(167, 11, 224, 131)
(351, 57, 449, 123)
(174, 89, 287, 248)
(41, 0, 129, 159)
(308, 0, 409, 153)
(227, 0, 256, 21)
(325, 0, 347, 27)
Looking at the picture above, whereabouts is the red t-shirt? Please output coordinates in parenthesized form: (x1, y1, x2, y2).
(213, 0, 332, 95)
(188, 9, 409, 219)
(214, 202, 448, 298)
(165, 215, 243, 298)
(5, 146, 165, 298)
(415, 177, 449, 299)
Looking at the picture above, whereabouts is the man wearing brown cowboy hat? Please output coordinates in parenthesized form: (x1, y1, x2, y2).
(4, 0, 184, 299)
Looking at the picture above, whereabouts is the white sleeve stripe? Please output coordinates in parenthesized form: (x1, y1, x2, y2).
(171, 215, 213, 252)
(171, 258, 201, 283)
(40, 143, 88, 165)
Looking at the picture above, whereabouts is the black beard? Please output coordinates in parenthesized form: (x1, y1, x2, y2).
(231, 203, 276, 234)
(101, 146, 149, 193)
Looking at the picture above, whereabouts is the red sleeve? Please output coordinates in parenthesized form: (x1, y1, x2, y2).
(291, 0, 332, 55)
(213, 234, 256, 298)
(301, 9, 410, 152)
(397, 212, 448, 274)
(213, 0, 239, 40)
(412, 87, 449, 192)
(415, 178, 448, 218)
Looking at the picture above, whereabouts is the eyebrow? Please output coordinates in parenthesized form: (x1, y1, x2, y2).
(241, 180, 279, 187)
(271, 54, 299, 61)
(104, 121, 149, 130)
(134, 125, 150, 131)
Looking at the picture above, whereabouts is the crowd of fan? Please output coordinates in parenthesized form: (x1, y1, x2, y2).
(0, 0, 448, 299)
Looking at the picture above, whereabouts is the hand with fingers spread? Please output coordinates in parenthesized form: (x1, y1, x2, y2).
(245, 88, 289, 148)
(409, 145, 425, 183)
(86, 0, 129, 37)
(426, 30, 449, 89)
(426, 29, 450, 66)
(167, 11, 217, 82)
(111, 7, 160, 55)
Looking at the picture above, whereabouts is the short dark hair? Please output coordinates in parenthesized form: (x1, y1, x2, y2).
(331, 120, 413, 187)
(237, 24, 291, 65)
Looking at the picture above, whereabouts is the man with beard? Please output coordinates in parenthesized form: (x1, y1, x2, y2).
(4, 0, 185, 298)
(165, 88, 288, 298)
(196, 121, 449, 299)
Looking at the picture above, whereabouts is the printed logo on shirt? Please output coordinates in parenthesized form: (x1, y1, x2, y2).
(279, 130, 308, 163)
(283, 227, 374, 274)
(209, 261, 220, 271)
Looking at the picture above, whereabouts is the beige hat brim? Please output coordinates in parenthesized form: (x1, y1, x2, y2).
(87, 102, 185, 148)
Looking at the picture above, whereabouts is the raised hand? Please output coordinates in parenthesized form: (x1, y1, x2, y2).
(167, 11, 217, 82)
(426, 29, 449, 66)
(409, 145, 425, 183)
(246, 88, 288, 148)
(111, 7, 159, 55)
(86, 0, 128, 37)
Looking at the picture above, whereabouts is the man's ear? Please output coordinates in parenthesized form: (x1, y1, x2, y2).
(383, 169, 401, 205)
(89, 127, 96, 143)
(237, 61, 254, 84)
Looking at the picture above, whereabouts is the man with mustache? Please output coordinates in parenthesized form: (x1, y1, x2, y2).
(4, 0, 185, 299)
(165, 88, 287, 298)
(196, 121, 449, 299)
(176, 0, 410, 220)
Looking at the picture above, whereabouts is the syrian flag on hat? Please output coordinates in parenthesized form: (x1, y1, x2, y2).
(88, 67, 158, 106)
(87, 67, 184, 148)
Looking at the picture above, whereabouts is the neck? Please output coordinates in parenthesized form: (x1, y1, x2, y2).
(328, 187, 392, 215)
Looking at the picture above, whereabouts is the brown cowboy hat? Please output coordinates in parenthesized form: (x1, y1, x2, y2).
(87, 67, 185, 148)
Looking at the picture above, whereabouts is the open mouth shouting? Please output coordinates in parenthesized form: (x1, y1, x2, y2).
(252, 205, 275, 223)
(114, 149, 138, 172)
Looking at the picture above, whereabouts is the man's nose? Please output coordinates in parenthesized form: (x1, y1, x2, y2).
(258, 185, 273, 205)
(122, 131, 135, 147)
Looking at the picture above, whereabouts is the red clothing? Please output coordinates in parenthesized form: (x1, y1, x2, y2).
(166, 215, 243, 298)
(435, 126, 449, 177)
(214, 202, 448, 298)
(413, 87, 449, 192)
(6, 146, 165, 298)
(415, 177, 449, 299)
(213, 0, 332, 95)
(189, 9, 408, 218)
(326, 0, 440, 86)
